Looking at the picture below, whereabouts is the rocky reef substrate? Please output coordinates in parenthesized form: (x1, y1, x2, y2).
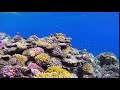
(0, 32, 119, 78)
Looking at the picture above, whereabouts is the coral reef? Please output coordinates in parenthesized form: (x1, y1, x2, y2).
(0, 32, 119, 78)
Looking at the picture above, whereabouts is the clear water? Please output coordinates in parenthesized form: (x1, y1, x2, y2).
(0, 12, 119, 58)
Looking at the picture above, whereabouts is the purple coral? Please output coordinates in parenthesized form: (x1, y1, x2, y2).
(27, 62, 44, 72)
(0, 41, 6, 47)
(82, 54, 90, 61)
(52, 46, 63, 57)
(0, 65, 16, 78)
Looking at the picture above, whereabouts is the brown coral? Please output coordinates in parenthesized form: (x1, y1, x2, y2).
(13, 54, 28, 66)
(82, 63, 93, 74)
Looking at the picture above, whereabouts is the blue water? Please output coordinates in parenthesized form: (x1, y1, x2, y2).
(0, 12, 119, 58)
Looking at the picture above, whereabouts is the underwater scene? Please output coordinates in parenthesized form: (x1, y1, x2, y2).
(0, 12, 119, 78)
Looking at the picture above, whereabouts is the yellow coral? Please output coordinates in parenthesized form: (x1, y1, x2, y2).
(56, 36, 65, 42)
(82, 63, 93, 74)
(45, 66, 70, 75)
(29, 50, 36, 57)
(13, 54, 28, 66)
(35, 41, 49, 47)
(35, 53, 50, 63)
(34, 72, 75, 78)
(22, 49, 29, 56)
(0, 50, 4, 55)
(16, 42, 27, 49)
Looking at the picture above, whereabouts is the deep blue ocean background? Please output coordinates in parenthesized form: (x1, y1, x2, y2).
(0, 12, 119, 58)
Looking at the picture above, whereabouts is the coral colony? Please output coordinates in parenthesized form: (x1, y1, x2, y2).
(0, 32, 119, 78)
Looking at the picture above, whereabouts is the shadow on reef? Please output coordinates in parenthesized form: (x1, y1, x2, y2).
(0, 32, 119, 78)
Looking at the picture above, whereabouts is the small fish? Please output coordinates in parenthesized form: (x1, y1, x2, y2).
(16, 32, 20, 35)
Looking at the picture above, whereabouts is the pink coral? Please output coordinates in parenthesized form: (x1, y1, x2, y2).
(30, 47, 44, 55)
(0, 65, 16, 78)
(82, 54, 90, 61)
(27, 62, 44, 72)
(0, 41, 6, 47)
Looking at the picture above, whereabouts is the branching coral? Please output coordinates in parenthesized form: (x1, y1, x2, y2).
(13, 54, 28, 66)
(29, 47, 44, 56)
(82, 63, 93, 74)
(0, 65, 16, 78)
(47, 58, 62, 67)
(35, 53, 50, 64)
(33, 72, 76, 78)
(23, 47, 44, 57)
(52, 46, 63, 57)
(45, 66, 70, 75)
